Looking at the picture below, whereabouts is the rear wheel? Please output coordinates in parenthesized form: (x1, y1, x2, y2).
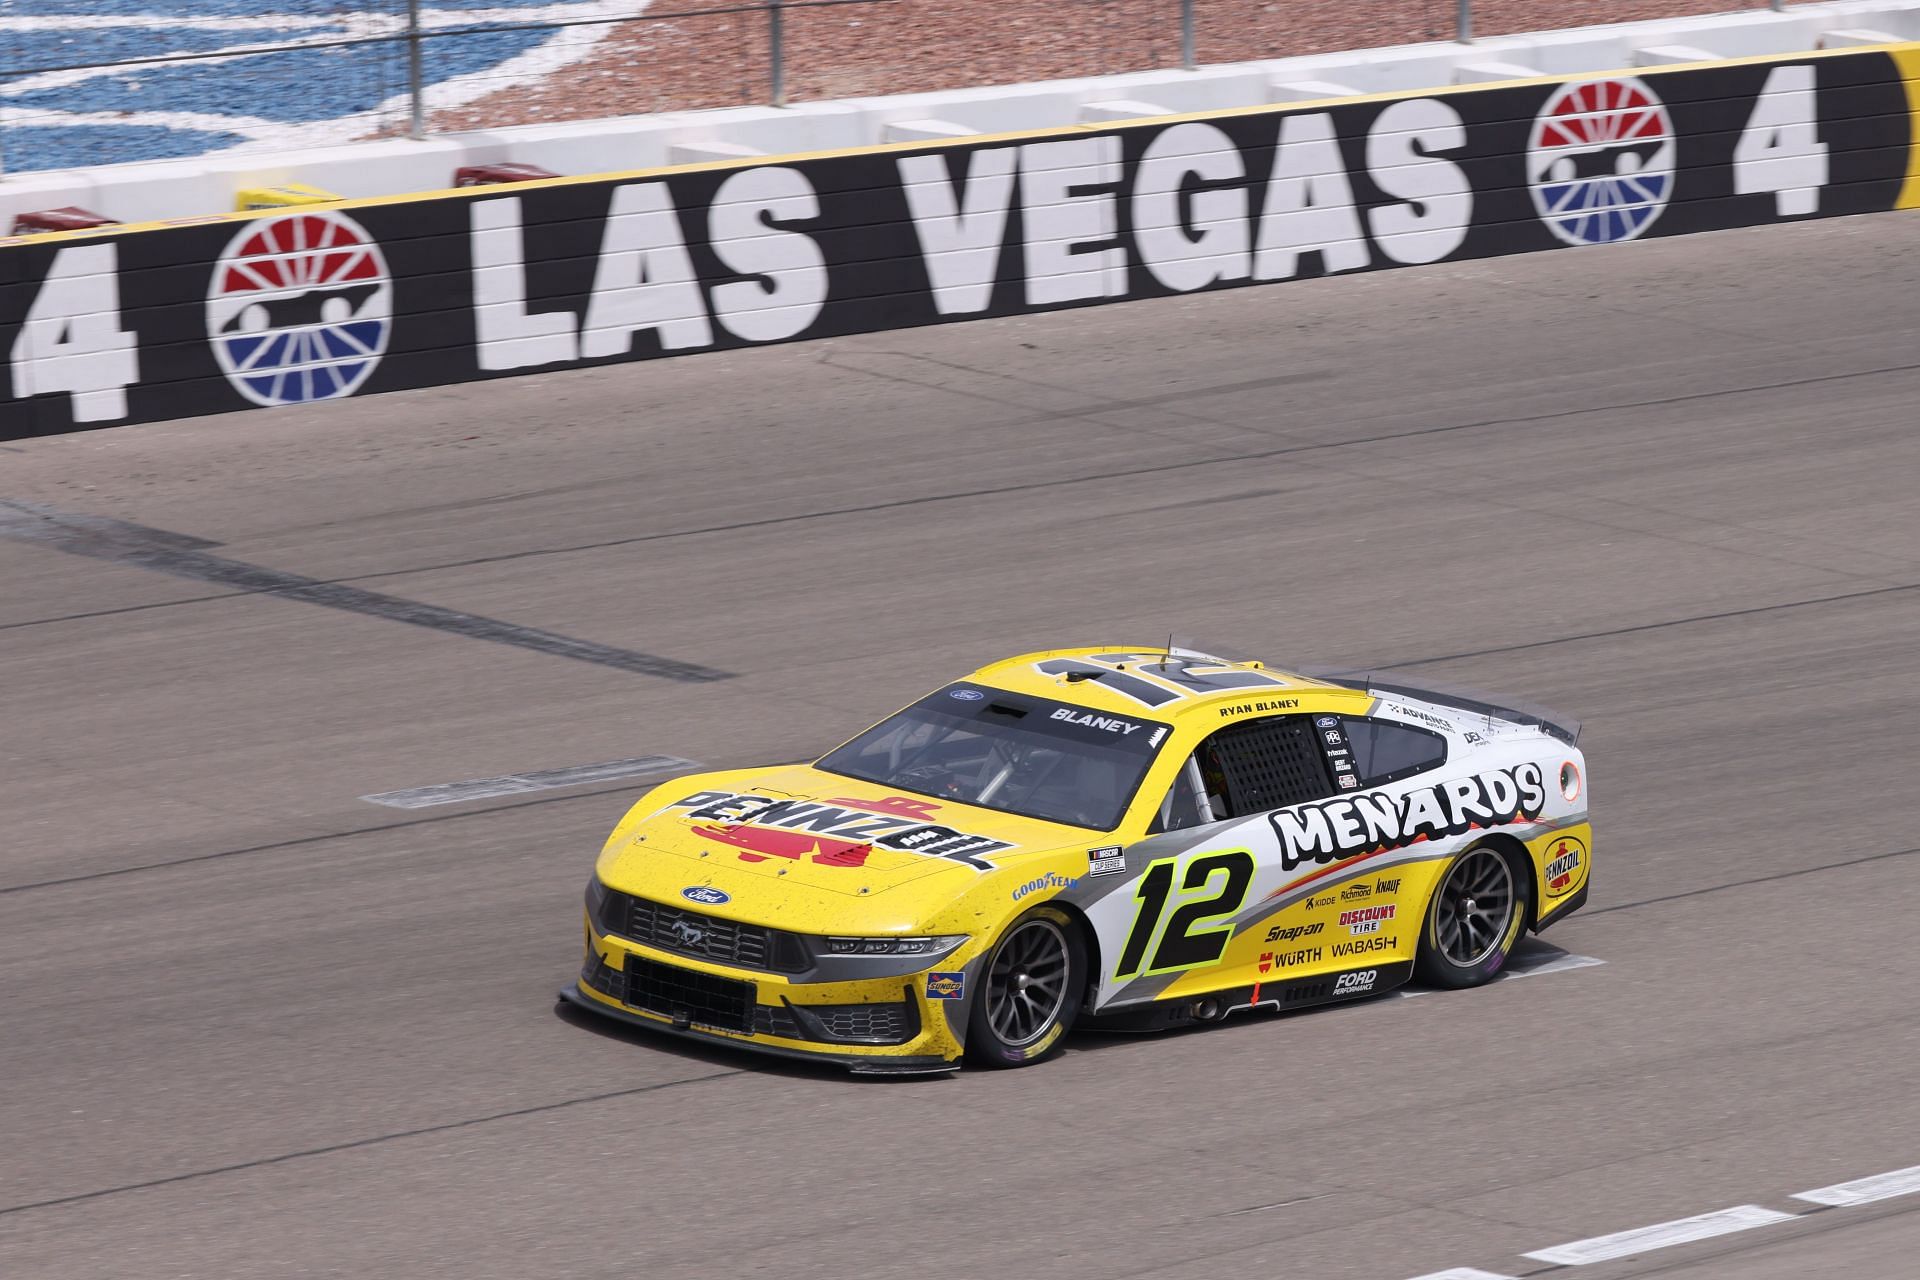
(967, 906, 1085, 1068)
(1414, 842, 1530, 989)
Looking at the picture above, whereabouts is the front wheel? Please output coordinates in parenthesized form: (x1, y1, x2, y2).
(1414, 842, 1530, 989)
(966, 906, 1086, 1068)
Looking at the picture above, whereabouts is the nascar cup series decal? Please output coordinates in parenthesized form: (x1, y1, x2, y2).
(206, 212, 392, 407)
(1528, 78, 1675, 247)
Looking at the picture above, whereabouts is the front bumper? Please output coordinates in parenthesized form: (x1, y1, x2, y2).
(570, 923, 966, 1073)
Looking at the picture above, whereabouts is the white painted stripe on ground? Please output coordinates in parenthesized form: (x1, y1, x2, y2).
(1407, 1269, 1519, 1280)
(1523, 1205, 1797, 1266)
(361, 755, 698, 808)
(1395, 950, 1604, 998)
(1793, 1164, 1920, 1207)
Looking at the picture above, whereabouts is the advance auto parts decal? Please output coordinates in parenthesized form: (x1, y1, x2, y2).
(0, 49, 1911, 438)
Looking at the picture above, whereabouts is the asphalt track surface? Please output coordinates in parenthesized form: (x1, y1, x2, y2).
(4, 212, 1920, 1280)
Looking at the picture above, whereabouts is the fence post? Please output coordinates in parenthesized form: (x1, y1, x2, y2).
(769, 0, 787, 106)
(1456, 0, 1472, 43)
(407, 0, 426, 139)
(1181, 0, 1195, 71)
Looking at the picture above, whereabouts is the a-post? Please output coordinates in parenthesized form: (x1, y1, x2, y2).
(407, 0, 426, 139)
(1181, 0, 1195, 71)
(1456, 0, 1472, 44)
(769, 0, 787, 106)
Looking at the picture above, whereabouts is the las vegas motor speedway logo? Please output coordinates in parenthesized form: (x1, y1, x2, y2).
(1527, 78, 1676, 247)
(206, 212, 392, 407)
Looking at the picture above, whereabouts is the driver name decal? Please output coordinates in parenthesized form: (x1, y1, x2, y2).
(665, 790, 1016, 869)
(1270, 764, 1548, 871)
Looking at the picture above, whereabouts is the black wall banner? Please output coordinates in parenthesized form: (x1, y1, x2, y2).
(3, 48, 1916, 439)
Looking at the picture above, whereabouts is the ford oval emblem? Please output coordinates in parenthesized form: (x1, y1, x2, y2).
(950, 688, 986, 701)
(682, 886, 730, 906)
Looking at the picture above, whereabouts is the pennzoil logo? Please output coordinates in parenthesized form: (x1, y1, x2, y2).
(665, 790, 1015, 870)
(206, 211, 391, 407)
(1545, 835, 1587, 897)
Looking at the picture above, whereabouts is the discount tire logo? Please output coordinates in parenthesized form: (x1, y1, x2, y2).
(1527, 78, 1675, 247)
(206, 212, 392, 407)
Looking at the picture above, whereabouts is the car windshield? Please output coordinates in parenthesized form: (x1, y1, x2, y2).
(815, 684, 1171, 831)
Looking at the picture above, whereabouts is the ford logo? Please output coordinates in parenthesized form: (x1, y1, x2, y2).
(682, 886, 730, 905)
(949, 688, 986, 701)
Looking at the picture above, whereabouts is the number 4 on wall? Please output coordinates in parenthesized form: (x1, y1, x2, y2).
(8, 244, 140, 423)
(1734, 64, 1828, 218)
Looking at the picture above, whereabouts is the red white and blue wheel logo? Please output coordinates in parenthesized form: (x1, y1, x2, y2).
(1528, 78, 1676, 247)
(206, 212, 391, 407)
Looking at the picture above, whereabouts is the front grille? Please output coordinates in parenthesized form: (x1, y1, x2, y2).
(624, 954, 754, 1034)
(600, 889, 808, 974)
(809, 1002, 917, 1044)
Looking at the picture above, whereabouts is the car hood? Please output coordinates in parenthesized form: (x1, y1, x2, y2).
(601, 764, 1096, 904)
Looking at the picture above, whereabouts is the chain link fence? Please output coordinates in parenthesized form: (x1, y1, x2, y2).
(2, 0, 1810, 175)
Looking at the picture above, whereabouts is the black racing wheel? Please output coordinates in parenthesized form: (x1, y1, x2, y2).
(966, 905, 1086, 1068)
(1414, 842, 1531, 989)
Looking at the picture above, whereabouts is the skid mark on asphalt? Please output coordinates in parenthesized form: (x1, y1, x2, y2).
(362, 754, 700, 808)
(0, 501, 730, 682)
(1404, 1163, 1920, 1279)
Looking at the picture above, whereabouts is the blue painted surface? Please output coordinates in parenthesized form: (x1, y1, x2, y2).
(0, 1, 618, 173)
(1, 122, 246, 170)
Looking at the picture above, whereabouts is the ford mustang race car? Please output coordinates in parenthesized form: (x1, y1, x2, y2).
(562, 647, 1591, 1072)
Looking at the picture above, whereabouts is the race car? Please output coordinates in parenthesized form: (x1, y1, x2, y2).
(562, 646, 1591, 1072)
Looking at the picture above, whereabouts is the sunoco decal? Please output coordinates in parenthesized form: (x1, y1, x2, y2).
(1270, 764, 1548, 871)
(665, 790, 1015, 869)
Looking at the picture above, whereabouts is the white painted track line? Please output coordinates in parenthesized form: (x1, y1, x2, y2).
(1396, 949, 1604, 997)
(360, 755, 698, 808)
(1794, 1164, 1920, 1207)
(1523, 1205, 1798, 1265)
(1407, 1269, 1519, 1279)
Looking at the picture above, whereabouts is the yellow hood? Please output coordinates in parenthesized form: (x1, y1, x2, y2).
(600, 764, 1091, 911)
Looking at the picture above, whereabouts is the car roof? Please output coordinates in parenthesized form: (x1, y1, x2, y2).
(961, 645, 1374, 722)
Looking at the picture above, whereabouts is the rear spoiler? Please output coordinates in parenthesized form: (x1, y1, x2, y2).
(1300, 667, 1582, 747)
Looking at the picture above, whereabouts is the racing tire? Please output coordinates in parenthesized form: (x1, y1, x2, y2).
(966, 905, 1086, 1069)
(1414, 842, 1531, 990)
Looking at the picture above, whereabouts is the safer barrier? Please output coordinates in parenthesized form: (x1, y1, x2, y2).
(4, 45, 1918, 439)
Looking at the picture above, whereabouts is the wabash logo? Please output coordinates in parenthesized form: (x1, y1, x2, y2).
(1545, 834, 1588, 897)
(665, 791, 1016, 870)
(1528, 78, 1675, 247)
(206, 211, 391, 407)
(1270, 764, 1549, 871)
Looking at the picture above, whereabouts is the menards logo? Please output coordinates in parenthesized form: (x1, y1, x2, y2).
(663, 790, 1015, 869)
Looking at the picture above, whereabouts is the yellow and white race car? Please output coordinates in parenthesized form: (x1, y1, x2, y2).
(563, 647, 1591, 1073)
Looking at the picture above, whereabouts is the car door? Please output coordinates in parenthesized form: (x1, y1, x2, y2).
(1091, 713, 1339, 1009)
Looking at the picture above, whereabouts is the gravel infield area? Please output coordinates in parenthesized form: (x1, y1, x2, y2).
(437, 0, 1804, 132)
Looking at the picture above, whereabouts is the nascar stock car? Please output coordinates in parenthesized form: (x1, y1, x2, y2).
(562, 647, 1591, 1073)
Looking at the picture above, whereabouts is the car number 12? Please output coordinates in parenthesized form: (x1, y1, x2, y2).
(1114, 849, 1256, 979)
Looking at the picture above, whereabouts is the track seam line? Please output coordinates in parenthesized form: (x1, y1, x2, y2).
(0, 1069, 745, 1219)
